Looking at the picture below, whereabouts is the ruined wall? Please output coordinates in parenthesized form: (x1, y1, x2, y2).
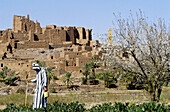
(66, 27, 78, 44)
(17, 41, 49, 49)
(85, 29, 92, 41)
(0, 60, 32, 72)
(77, 27, 86, 39)
(13, 14, 41, 33)
(76, 57, 91, 67)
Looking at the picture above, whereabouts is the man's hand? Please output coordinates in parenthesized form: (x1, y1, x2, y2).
(27, 80, 31, 83)
(44, 87, 48, 92)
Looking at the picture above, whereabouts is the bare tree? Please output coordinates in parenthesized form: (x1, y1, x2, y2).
(100, 10, 169, 102)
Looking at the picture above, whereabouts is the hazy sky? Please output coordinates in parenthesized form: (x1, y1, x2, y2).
(0, 0, 169, 40)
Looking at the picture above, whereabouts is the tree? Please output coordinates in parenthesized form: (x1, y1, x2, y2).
(46, 67, 56, 85)
(89, 56, 100, 79)
(82, 63, 90, 84)
(0, 66, 11, 80)
(97, 71, 117, 88)
(100, 10, 169, 101)
(0, 66, 18, 85)
(62, 72, 73, 88)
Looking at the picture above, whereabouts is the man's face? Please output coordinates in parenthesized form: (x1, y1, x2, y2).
(32, 63, 40, 71)
(34, 69, 40, 72)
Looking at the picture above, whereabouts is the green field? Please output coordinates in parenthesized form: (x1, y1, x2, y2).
(0, 87, 169, 107)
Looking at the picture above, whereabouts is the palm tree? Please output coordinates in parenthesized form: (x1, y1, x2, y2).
(0, 66, 11, 80)
(89, 61, 99, 79)
(82, 63, 90, 84)
(46, 67, 56, 85)
(62, 72, 73, 88)
(98, 71, 115, 88)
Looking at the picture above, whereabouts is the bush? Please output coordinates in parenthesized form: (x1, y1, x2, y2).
(16, 88, 25, 94)
(50, 88, 56, 93)
(1, 102, 169, 112)
(53, 76, 58, 80)
(81, 77, 87, 85)
(4, 76, 18, 86)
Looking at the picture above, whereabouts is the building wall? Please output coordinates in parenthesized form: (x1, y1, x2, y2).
(0, 60, 32, 72)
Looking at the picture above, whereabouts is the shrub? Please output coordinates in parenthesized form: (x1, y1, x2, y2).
(1, 102, 169, 112)
(53, 76, 58, 80)
(50, 88, 56, 93)
(16, 88, 25, 94)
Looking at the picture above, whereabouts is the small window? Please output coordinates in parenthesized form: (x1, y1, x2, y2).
(1, 63, 3, 67)
(27, 65, 29, 67)
(51, 56, 53, 59)
(18, 63, 20, 65)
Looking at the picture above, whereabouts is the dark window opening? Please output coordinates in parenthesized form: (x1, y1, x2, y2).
(14, 42, 17, 49)
(7, 44, 13, 53)
(66, 62, 68, 66)
(18, 63, 20, 65)
(1, 63, 3, 67)
(34, 34, 39, 41)
(27, 65, 29, 67)
(51, 56, 53, 59)
(25, 24, 27, 31)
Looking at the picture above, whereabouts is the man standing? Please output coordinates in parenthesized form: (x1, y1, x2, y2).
(29, 62, 48, 109)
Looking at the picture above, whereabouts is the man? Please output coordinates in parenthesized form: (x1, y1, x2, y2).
(29, 62, 48, 109)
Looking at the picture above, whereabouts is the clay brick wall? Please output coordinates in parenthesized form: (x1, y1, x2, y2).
(43, 29, 67, 44)
(17, 41, 49, 49)
(46, 25, 56, 29)
(77, 39, 89, 45)
(13, 15, 39, 33)
(35, 21, 42, 33)
(13, 32, 28, 41)
(24, 41, 49, 49)
(65, 66, 81, 71)
(72, 45, 82, 52)
(77, 27, 86, 39)
(0, 44, 7, 55)
(66, 27, 78, 44)
(76, 57, 91, 67)
(0, 60, 32, 72)
(82, 46, 92, 51)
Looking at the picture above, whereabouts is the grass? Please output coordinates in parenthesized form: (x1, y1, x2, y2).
(0, 86, 169, 107)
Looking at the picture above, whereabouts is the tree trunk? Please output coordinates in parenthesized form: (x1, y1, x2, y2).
(85, 75, 88, 84)
(157, 85, 162, 102)
(148, 81, 157, 101)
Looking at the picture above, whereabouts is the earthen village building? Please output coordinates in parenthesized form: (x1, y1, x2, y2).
(0, 14, 101, 78)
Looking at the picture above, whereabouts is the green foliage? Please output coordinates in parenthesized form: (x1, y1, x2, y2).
(50, 88, 56, 93)
(0, 71, 5, 80)
(62, 72, 73, 88)
(53, 75, 58, 80)
(4, 76, 18, 86)
(0, 102, 169, 112)
(82, 63, 91, 84)
(40, 61, 46, 67)
(46, 67, 56, 84)
(0, 66, 17, 85)
(121, 72, 145, 90)
(0, 66, 11, 80)
(81, 77, 87, 85)
(16, 88, 25, 94)
(97, 71, 117, 88)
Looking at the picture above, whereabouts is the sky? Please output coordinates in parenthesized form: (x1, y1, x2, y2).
(0, 0, 169, 40)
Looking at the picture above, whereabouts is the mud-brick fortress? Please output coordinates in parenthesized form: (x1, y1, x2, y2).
(0, 14, 102, 78)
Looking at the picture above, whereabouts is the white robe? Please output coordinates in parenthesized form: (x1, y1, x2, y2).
(31, 68, 48, 109)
